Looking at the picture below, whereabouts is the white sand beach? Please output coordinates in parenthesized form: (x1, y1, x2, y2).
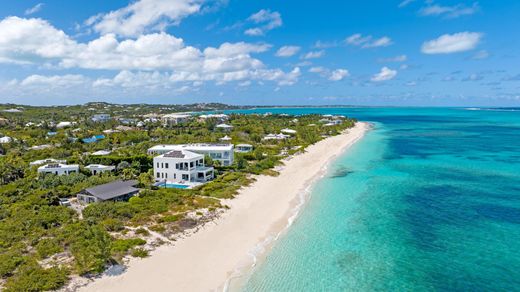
(80, 122, 369, 292)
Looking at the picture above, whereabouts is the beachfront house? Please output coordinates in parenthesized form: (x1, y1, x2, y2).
(162, 113, 191, 127)
(235, 144, 253, 153)
(85, 164, 115, 175)
(148, 144, 234, 166)
(38, 163, 79, 176)
(281, 128, 297, 135)
(153, 150, 214, 184)
(91, 114, 111, 122)
(77, 180, 139, 204)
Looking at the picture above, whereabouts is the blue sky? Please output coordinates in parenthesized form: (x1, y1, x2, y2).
(0, 0, 519, 106)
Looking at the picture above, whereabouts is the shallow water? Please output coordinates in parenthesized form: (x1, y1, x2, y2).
(232, 108, 520, 291)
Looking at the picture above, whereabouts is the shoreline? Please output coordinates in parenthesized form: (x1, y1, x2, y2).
(79, 122, 369, 292)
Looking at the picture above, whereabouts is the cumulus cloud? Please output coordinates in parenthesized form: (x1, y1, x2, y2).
(345, 33, 392, 48)
(421, 32, 482, 54)
(302, 50, 324, 59)
(420, 2, 479, 18)
(371, 67, 397, 82)
(379, 55, 407, 62)
(20, 74, 88, 87)
(0, 16, 299, 87)
(329, 69, 349, 81)
(244, 9, 282, 36)
(88, 0, 204, 37)
(275, 45, 300, 57)
(25, 3, 44, 15)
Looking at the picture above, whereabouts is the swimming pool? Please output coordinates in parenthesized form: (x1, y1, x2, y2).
(164, 183, 190, 189)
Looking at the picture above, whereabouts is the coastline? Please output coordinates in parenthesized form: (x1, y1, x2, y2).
(79, 122, 369, 292)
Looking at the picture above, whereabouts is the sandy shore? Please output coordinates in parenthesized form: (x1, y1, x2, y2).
(80, 122, 369, 292)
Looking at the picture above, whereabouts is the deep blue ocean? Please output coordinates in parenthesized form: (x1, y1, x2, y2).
(230, 108, 520, 291)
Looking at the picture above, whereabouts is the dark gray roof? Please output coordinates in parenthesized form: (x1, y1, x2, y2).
(164, 150, 185, 158)
(84, 180, 139, 201)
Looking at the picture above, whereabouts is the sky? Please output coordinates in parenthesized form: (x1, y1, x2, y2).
(0, 0, 519, 106)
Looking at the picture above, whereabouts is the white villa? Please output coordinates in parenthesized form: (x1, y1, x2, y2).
(148, 144, 234, 166)
(85, 164, 115, 175)
(263, 133, 290, 140)
(235, 144, 253, 153)
(30, 158, 66, 166)
(281, 128, 297, 134)
(154, 150, 214, 184)
(38, 163, 79, 176)
(162, 113, 191, 127)
(216, 123, 233, 131)
(56, 121, 73, 129)
(0, 136, 12, 144)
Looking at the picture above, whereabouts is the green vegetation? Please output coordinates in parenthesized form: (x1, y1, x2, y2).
(0, 102, 355, 289)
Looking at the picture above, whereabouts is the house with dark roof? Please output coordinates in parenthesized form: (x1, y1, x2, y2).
(77, 180, 139, 204)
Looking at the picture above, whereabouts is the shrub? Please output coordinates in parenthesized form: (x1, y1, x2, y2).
(4, 262, 68, 292)
(35, 238, 63, 259)
(131, 248, 148, 258)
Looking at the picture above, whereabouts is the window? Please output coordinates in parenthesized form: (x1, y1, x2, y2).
(165, 163, 169, 169)
(157, 172, 160, 178)
(190, 162, 194, 168)
(157, 162, 159, 168)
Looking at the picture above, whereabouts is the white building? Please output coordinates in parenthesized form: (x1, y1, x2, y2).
(92, 150, 111, 156)
(263, 133, 290, 140)
(235, 144, 253, 153)
(38, 163, 79, 176)
(216, 123, 233, 131)
(154, 150, 214, 184)
(162, 113, 191, 127)
(91, 114, 111, 122)
(281, 128, 297, 134)
(0, 136, 12, 144)
(148, 144, 234, 166)
(30, 158, 66, 166)
(56, 121, 73, 129)
(220, 135, 232, 142)
(85, 164, 115, 175)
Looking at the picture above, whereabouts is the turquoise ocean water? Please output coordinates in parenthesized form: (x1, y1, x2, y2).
(230, 108, 520, 291)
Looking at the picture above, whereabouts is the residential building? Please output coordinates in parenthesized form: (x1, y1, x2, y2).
(77, 180, 139, 204)
(38, 163, 79, 175)
(235, 144, 253, 153)
(85, 164, 115, 175)
(263, 133, 290, 140)
(91, 114, 111, 122)
(92, 150, 111, 156)
(153, 150, 214, 184)
(220, 135, 232, 142)
(216, 123, 233, 131)
(162, 113, 191, 127)
(30, 158, 66, 166)
(148, 143, 234, 166)
(281, 128, 297, 134)
(56, 121, 73, 129)
(0, 136, 12, 144)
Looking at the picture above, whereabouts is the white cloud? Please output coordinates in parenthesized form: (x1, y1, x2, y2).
(309, 66, 325, 73)
(421, 32, 482, 54)
(303, 50, 324, 59)
(380, 54, 407, 62)
(345, 33, 392, 48)
(275, 45, 300, 57)
(20, 74, 88, 87)
(25, 3, 44, 15)
(398, 0, 416, 8)
(244, 9, 282, 36)
(0, 16, 301, 87)
(89, 0, 204, 37)
(420, 2, 479, 18)
(371, 67, 397, 82)
(329, 69, 349, 81)
(472, 50, 489, 60)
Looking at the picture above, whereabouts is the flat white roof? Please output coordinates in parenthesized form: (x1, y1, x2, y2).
(157, 149, 203, 160)
(149, 143, 234, 152)
(38, 163, 79, 170)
